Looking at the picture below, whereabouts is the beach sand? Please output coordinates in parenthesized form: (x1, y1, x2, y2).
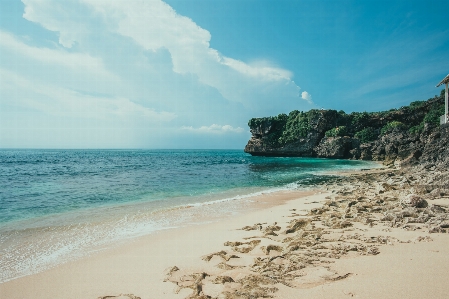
(1, 169, 449, 299)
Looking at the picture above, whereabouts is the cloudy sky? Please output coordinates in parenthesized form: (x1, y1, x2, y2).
(1, 0, 448, 149)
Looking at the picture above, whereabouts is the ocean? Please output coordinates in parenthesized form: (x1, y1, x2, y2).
(0, 149, 380, 282)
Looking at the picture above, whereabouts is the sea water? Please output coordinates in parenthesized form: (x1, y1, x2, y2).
(0, 149, 380, 282)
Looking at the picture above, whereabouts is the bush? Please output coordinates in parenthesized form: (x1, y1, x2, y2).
(351, 112, 369, 123)
(278, 110, 311, 145)
(409, 100, 425, 110)
(325, 126, 347, 137)
(380, 121, 405, 135)
(248, 113, 288, 129)
(354, 127, 377, 143)
(423, 104, 445, 125)
(350, 112, 370, 131)
(247, 114, 288, 148)
(409, 122, 424, 135)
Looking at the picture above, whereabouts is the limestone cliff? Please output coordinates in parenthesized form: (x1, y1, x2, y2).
(244, 90, 447, 167)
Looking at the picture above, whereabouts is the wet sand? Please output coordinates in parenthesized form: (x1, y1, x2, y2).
(1, 168, 449, 299)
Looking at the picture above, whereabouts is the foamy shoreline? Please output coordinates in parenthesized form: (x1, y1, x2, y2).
(0, 168, 362, 284)
(0, 183, 314, 284)
(1, 167, 449, 299)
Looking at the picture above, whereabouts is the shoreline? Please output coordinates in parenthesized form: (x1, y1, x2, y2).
(1, 167, 449, 298)
(0, 158, 378, 284)
(0, 189, 323, 298)
(0, 185, 318, 284)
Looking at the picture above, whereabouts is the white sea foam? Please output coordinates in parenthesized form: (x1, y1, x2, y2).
(0, 215, 171, 282)
(0, 174, 345, 282)
(185, 182, 303, 208)
(0, 187, 256, 282)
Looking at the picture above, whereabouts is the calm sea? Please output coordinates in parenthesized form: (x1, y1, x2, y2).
(0, 149, 379, 282)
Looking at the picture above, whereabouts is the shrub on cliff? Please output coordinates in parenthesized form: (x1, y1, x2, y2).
(248, 113, 288, 129)
(408, 102, 444, 134)
(423, 103, 445, 126)
(349, 112, 370, 132)
(325, 126, 348, 137)
(247, 114, 288, 148)
(409, 100, 426, 110)
(278, 110, 311, 145)
(354, 127, 377, 143)
(409, 123, 424, 135)
(381, 121, 405, 135)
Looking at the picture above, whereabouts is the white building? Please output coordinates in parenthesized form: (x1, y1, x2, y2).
(437, 74, 449, 125)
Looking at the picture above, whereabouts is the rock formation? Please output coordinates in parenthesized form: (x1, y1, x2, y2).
(244, 90, 448, 168)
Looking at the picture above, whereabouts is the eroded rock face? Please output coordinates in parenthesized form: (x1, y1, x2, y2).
(418, 123, 449, 171)
(245, 116, 449, 170)
(314, 136, 355, 159)
(244, 136, 317, 157)
(244, 110, 333, 157)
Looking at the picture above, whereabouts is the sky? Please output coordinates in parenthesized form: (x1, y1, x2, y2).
(0, 0, 448, 149)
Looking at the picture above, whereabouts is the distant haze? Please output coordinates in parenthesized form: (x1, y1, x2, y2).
(1, 0, 448, 149)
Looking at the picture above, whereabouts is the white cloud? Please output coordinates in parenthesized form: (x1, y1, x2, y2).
(181, 124, 245, 134)
(301, 91, 312, 102)
(75, 0, 309, 107)
(1, 0, 316, 148)
(0, 30, 115, 80)
(0, 68, 176, 122)
(19, 0, 315, 108)
(23, 0, 89, 48)
(221, 58, 292, 81)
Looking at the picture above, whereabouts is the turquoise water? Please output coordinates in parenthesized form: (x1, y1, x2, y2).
(0, 149, 379, 282)
(0, 149, 376, 225)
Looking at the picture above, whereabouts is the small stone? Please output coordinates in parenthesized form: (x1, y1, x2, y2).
(400, 194, 428, 208)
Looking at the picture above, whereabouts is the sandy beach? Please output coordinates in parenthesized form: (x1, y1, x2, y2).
(1, 167, 448, 299)
(2, 0, 448, 298)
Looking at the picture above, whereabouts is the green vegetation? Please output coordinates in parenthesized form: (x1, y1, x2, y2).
(247, 113, 288, 147)
(349, 112, 370, 132)
(381, 121, 405, 135)
(423, 103, 445, 125)
(247, 113, 287, 129)
(409, 123, 424, 135)
(279, 110, 310, 145)
(409, 100, 425, 110)
(247, 109, 329, 147)
(350, 111, 369, 125)
(407, 101, 444, 134)
(247, 89, 446, 148)
(325, 126, 348, 137)
(354, 127, 377, 143)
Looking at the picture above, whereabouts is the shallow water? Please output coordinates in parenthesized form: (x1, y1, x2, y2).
(0, 149, 380, 282)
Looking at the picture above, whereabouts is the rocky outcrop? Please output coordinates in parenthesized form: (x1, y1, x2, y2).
(356, 123, 449, 169)
(245, 109, 339, 156)
(350, 128, 422, 163)
(416, 123, 449, 170)
(245, 136, 317, 157)
(244, 91, 448, 168)
(314, 136, 357, 159)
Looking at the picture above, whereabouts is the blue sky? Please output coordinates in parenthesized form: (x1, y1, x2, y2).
(1, 0, 448, 149)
